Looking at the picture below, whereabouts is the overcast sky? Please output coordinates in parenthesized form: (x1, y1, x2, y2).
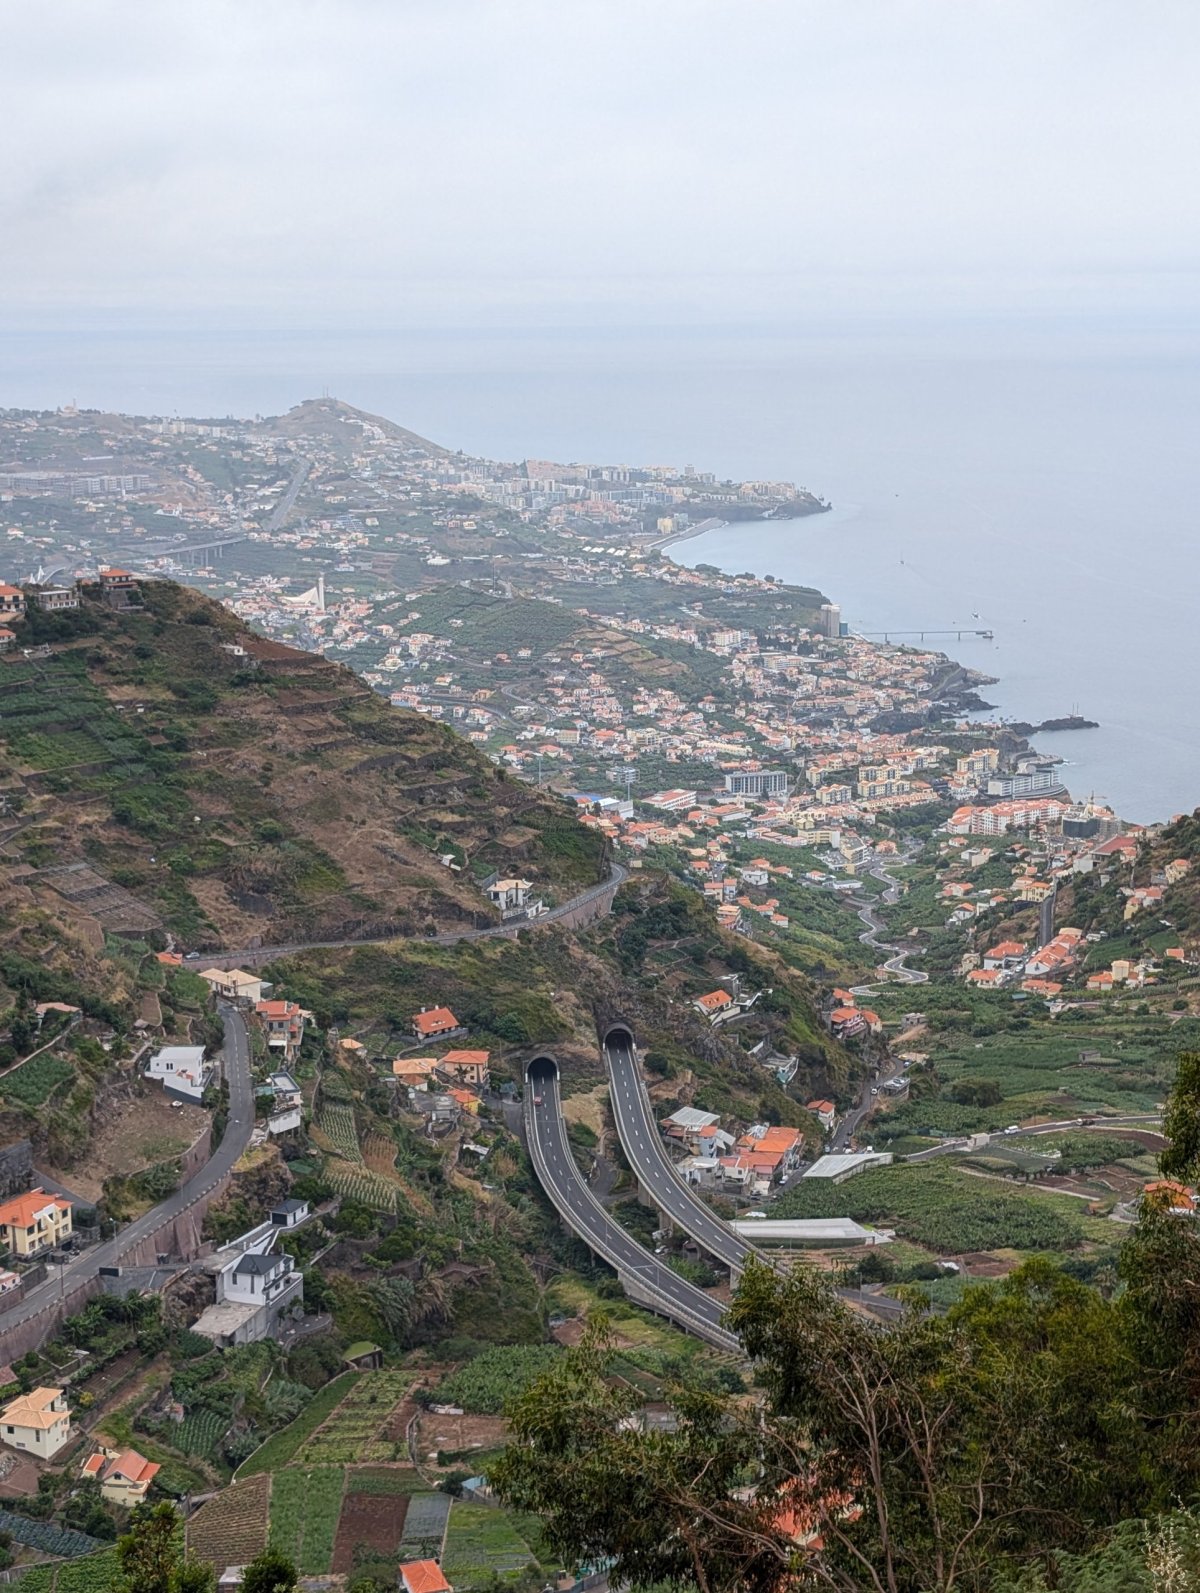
(5, 0, 1199, 330)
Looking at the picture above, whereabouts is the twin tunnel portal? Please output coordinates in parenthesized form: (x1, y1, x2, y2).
(523, 1026, 758, 1354)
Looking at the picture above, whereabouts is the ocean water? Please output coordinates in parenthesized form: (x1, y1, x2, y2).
(2, 322, 1198, 822)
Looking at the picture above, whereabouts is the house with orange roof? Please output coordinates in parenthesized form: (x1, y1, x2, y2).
(392, 1057, 440, 1090)
(0, 1190, 72, 1257)
(81, 1445, 160, 1506)
(693, 989, 734, 1021)
(806, 1100, 837, 1130)
(0, 586, 26, 620)
(982, 940, 1028, 970)
(966, 968, 1004, 987)
(1142, 1180, 1196, 1216)
(399, 1561, 452, 1593)
(0, 1387, 71, 1459)
(439, 1049, 490, 1087)
(411, 1006, 463, 1040)
(447, 1087, 480, 1116)
(254, 998, 310, 1061)
(1021, 978, 1063, 998)
(1086, 970, 1115, 991)
(829, 1006, 867, 1038)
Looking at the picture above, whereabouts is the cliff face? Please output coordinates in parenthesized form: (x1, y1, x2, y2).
(0, 580, 607, 950)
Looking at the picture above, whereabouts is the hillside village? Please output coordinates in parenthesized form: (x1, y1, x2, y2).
(1, 409, 1200, 1592)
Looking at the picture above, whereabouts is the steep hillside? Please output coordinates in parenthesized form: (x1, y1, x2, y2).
(0, 580, 607, 949)
(271, 872, 850, 1126)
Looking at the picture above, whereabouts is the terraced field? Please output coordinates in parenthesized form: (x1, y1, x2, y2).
(268, 1466, 344, 1574)
(332, 1469, 420, 1572)
(185, 1473, 271, 1574)
(443, 1501, 541, 1586)
(292, 1370, 415, 1464)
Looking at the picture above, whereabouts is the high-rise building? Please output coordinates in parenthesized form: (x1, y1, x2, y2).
(820, 602, 841, 639)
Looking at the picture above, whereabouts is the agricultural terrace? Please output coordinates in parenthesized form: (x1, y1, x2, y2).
(14, 1550, 121, 1593)
(268, 1466, 344, 1574)
(332, 1468, 426, 1573)
(432, 1345, 562, 1415)
(290, 1369, 414, 1465)
(443, 1500, 543, 1586)
(184, 1474, 270, 1574)
(771, 1163, 1105, 1254)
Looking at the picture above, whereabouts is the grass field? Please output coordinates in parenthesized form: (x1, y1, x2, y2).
(442, 1501, 542, 1587)
(268, 1466, 345, 1574)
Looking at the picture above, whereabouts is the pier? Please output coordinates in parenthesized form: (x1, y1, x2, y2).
(857, 627, 994, 643)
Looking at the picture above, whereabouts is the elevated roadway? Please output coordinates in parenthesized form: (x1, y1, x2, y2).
(602, 1025, 759, 1278)
(523, 1056, 740, 1353)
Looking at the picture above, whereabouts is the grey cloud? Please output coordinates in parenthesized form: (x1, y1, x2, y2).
(3, 0, 1200, 327)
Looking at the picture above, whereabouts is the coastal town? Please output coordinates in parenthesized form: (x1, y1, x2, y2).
(1, 399, 1198, 1592)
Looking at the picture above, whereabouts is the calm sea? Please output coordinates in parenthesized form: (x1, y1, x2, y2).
(3, 322, 1198, 822)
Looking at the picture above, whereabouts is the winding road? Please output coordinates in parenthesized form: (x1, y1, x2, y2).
(200, 861, 628, 970)
(524, 1055, 740, 1353)
(0, 1005, 254, 1338)
(851, 854, 928, 994)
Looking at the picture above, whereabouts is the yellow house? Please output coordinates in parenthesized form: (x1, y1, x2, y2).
(0, 1190, 73, 1257)
(0, 1387, 72, 1459)
(81, 1446, 160, 1505)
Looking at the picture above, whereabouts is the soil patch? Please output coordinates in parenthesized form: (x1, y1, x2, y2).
(417, 1412, 508, 1465)
(332, 1491, 408, 1572)
(44, 1089, 209, 1203)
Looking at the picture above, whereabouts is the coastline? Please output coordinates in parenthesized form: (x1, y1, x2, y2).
(659, 524, 1107, 821)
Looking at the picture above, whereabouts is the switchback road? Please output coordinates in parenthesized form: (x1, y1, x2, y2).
(524, 1056, 740, 1353)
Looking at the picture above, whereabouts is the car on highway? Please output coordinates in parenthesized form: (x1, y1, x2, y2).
(532, 1093, 543, 1105)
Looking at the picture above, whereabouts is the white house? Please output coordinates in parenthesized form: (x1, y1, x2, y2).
(197, 968, 267, 1004)
(270, 1199, 310, 1230)
(193, 1243, 303, 1348)
(265, 1071, 302, 1137)
(146, 1045, 211, 1103)
(0, 1387, 72, 1459)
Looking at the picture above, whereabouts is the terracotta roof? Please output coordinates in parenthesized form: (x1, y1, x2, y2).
(1, 1388, 66, 1430)
(412, 1006, 460, 1036)
(695, 990, 733, 1011)
(400, 1562, 452, 1593)
(441, 1049, 489, 1066)
(107, 1449, 160, 1485)
(0, 1190, 70, 1229)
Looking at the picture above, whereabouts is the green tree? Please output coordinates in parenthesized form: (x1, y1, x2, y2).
(1160, 1050, 1200, 1182)
(494, 1258, 1167, 1593)
(117, 1502, 213, 1593)
(240, 1548, 299, 1593)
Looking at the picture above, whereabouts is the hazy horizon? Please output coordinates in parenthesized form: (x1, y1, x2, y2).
(7, 1, 1200, 335)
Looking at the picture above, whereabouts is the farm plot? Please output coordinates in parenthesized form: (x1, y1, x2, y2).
(237, 1372, 359, 1477)
(442, 1501, 540, 1586)
(175, 1407, 229, 1457)
(15, 1549, 122, 1593)
(292, 1370, 414, 1465)
(0, 1509, 99, 1558)
(318, 1103, 362, 1160)
(185, 1473, 271, 1574)
(0, 1052, 74, 1108)
(398, 1492, 453, 1561)
(269, 1466, 345, 1575)
(332, 1484, 410, 1573)
(326, 1158, 404, 1215)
